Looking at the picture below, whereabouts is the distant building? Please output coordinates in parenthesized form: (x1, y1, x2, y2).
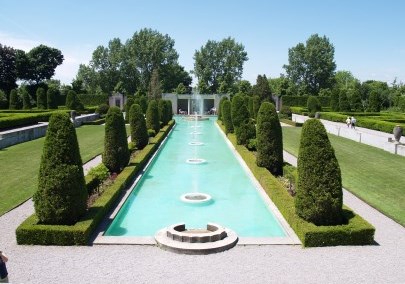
(109, 92, 126, 110)
(162, 93, 230, 115)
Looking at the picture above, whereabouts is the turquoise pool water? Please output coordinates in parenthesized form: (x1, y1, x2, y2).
(105, 117, 286, 237)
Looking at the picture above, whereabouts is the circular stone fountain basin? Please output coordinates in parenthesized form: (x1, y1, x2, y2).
(183, 115, 209, 121)
(186, 158, 206, 164)
(180, 192, 212, 204)
(155, 223, 238, 254)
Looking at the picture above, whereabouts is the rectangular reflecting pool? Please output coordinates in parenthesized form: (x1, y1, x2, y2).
(105, 117, 291, 239)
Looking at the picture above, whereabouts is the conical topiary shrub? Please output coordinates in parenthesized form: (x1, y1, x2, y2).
(256, 102, 283, 176)
(103, 106, 130, 173)
(218, 96, 228, 121)
(146, 100, 160, 134)
(295, 119, 343, 225)
(222, 100, 233, 134)
(22, 88, 32, 110)
(231, 94, 249, 129)
(124, 97, 135, 122)
(129, 104, 149, 150)
(47, 87, 58, 109)
(9, 89, 21, 109)
(33, 112, 87, 225)
(36, 87, 47, 109)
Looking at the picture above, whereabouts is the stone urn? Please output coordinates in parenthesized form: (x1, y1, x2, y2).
(393, 125, 403, 142)
(315, 112, 321, 119)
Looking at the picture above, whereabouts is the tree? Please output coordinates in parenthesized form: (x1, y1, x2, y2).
(284, 34, 336, 96)
(36, 87, 47, 109)
(47, 86, 59, 109)
(256, 102, 283, 176)
(307, 96, 321, 116)
(66, 90, 83, 110)
(124, 97, 135, 122)
(218, 96, 228, 121)
(295, 119, 343, 225)
(174, 83, 187, 94)
(368, 91, 381, 112)
(235, 120, 256, 146)
(103, 106, 130, 173)
(252, 74, 272, 102)
(348, 88, 363, 112)
(146, 100, 160, 134)
(339, 89, 351, 112)
(160, 63, 192, 93)
(0, 44, 17, 95)
(330, 89, 340, 111)
(148, 68, 162, 100)
(0, 90, 8, 109)
(236, 80, 252, 95)
(9, 89, 21, 109)
(129, 104, 149, 150)
(231, 94, 249, 129)
(26, 45, 64, 84)
(252, 95, 261, 120)
(193, 37, 248, 94)
(33, 112, 87, 225)
(21, 87, 32, 109)
(222, 100, 233, 134)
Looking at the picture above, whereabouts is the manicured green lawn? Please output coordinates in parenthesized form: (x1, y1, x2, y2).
(282, 126, 405, 226)
(0, 125, 119, 215)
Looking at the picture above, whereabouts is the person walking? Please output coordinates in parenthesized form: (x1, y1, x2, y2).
(351, 116, 357, 129)
(0, 251, 8, 283)
(346, 116, 351, 128)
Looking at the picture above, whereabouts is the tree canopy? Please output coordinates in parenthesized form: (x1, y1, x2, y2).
(283, 34, 336, 96)
(193, 37, 248, 94)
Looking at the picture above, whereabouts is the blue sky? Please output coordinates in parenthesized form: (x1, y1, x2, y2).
(1, 0, 404, 86)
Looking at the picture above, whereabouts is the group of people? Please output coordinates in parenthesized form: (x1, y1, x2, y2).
(346, 116, 357, 129)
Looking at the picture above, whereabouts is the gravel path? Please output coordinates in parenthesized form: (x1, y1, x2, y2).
(1, 135, 404, 283)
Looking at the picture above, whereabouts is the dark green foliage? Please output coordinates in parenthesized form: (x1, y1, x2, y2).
(21, 88, 32, 109)
(129, 104, 149, 150)
(0, 90, 8, 109)
(87, 163, 109, 195)
(222, 100, 233, 134)
(124, 97, 135, 122)
(256, 102, 283, 176)
(16, 122, 175, 245)
(165, 100, 173, 122)
(95, 104, 109, 116)
(339, 90, 351, 112)
(252, 74, 272, 102)
(349, 89, 363, 112)
(368, 91, 381, 112)
(146, 100, 160, 134)
(103, 106, 130, 173)
(279, 105, 292, 119)
(0, 112, 55, 130)
(65, 90, 83, 110)
(9, 89, 21, 109)
(247, 96, 254, 118)
(231, 94, 249, 128)
(218, 96, 228, 120)
(47, 87, 58, 109)
(295, 119, 343, 225)
(252, 95, 261, 120)
(307, 96, 322, 116)
(236, 119, 256, 146)
(33, 112, 87, 225)
(77, 94, 108, 106)
(158, 99, 168, 126)
(330, 89, 340, 111)
(134, 96, 148, 114)
(282, 95, 331, 107)
(36, 87, 47, 109)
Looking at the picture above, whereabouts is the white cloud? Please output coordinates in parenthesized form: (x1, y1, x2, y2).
(0, 31, 39, 51)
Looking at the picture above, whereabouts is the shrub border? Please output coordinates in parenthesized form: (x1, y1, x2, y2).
(217, 121, 375, 247)
(15, 120, 175, 246)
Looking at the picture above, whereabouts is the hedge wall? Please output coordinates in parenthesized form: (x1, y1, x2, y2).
(0, 111, 66, 130)
(282, 95, 330, 107)
(78, 94, 109, 107)
(217, 121, 375, 247)
(16, 120, 175, 245)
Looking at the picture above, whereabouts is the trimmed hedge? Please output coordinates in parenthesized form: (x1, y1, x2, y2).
(78, 94, 109, 107)
(0, 111, 65, 130)
(16, 120, 175, 245)
(217, 121, 375, 247)
(282, 95, 330, 107)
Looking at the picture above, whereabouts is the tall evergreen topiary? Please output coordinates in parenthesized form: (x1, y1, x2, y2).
(222, 100, 233, 134)
(0, 90, 8, 109)
(252, 95, 261, 120)
(65, 90, 83, 110)
(47, 87, 58, 109)
(158, 99, 168, 126)
(146, 100, 160, 134)
(103, 106, 130, 173)
(248, 96, 254, 118)
(295, 119, 343, 225)
(9, 89, 21, 109)
(256, 102, 283, 176)
(307, 96, 321, 116)
(129, 104, 149, 150)
(330, 89, 340, 111)
(165, 100, 173, 122)
(218, 96, 228, 121)
(231, 94, 249, 129)
(33, 112, 87, 225)
(22, 88, 32, 109)
(339, 90, 351, 112)
(236, 119, 256, 146)
(36, 87, 47, 109)
(124, 97, 135, 122)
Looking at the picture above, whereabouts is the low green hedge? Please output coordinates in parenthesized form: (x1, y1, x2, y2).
(282, 95, 330, 107)
(0, 111, 66, 130)
(82, 118, 106, 125)
(16, 120, 175, 246)
(280, 119, 303, 127)
(217, 121, 375, 247)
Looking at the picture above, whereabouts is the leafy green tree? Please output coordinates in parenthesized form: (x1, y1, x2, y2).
(36, 87, 47, 109)
(295, 119, 343, 225)
(247, 96, 254, 119)
(284, 34, 336, 95)
(103, 106, 130, 173)
(193, 37, 248, 94)
(160, 63, 192, 93)
(174, 83, 187, 94)
(252, 95, 261, 120)
(236, 80, 252, 95)
(21, 87, 32, 109)
(0, 44, 17, 94)
(146, 100, 160, 134)
(348, 88, 363, 112)
(330, 89, 340, 111)
(33, 112, 87, 225)
(368, 91, 381, 112)
(252, 74, 272, 102)
(222, 100, 233, 134)
(158, 99, 169, 126)
(307, 96, 321, 116)
(256, 102, 283, 176)
(9, 89, 21, 109)
(129, 104, 149, 150)
(339, 89, 351, 112)
(334, 71, 359, 91)
(148, 68, 162, 100)
(66, 90, 83, 110)
(47, 86, 59, 109)
(0, 90, 8, 109)
(231, 94, 249, 129)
